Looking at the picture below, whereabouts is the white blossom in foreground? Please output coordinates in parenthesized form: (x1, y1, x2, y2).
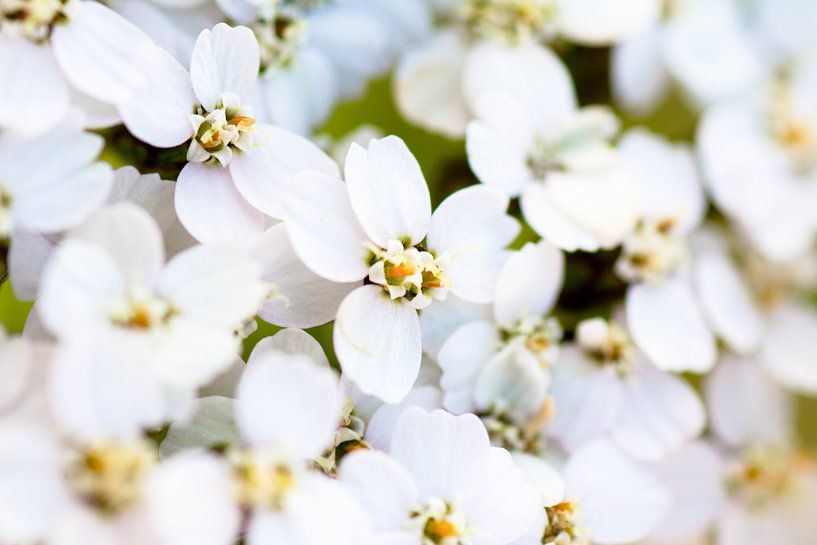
(436, 240, 564, 450)
(154, 349, 373, 545)
(37, 203, 269, 403)
(467, 92, 639, 252)
(0, 126, 112, 242)
(0, 0, 158, 134)
(118, 22, 338, 249)
(340, 408, 541, 545)
(279, 135, 518, 402)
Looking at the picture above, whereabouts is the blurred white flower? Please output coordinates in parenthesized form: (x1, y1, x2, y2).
(0, 0, 158, 134)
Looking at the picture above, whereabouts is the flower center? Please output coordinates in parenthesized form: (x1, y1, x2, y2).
(229, 449, 297, 511)
(725, 447, 812, 512)
(460, 0, 557, 45)
(542, 501, 590, 545)
(367, 239, 450, 310)
(576, 318, 634, 377)
(768, 78, 817, 175)
(188, 94, 256, 167)
(616, 216, 686, 284)
(501, 315, 562, 369)
(65, 440, 155, 516)
(253, 12, 305, 72)
(409, 497, 467, 545)
(0, 0, 71, 43)
(109, 288, 177, 331)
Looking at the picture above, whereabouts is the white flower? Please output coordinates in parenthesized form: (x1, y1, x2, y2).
(547, 317, 705, 462)
(118, 22, 339, 249)
(611, 0, 763, 115)
(435, 241, 564, 449)
(0, 409, 242, 545)
(339, 408, 541, 545)
(468, 92, 639, 252)
(617, 130, 764, 372)
(152, 349, 373, 545)
(37, 203, 269, 402)
(696, 356, 817, 545)
(0, 0, 157, 135)
(0, 125, 112, 241)
(513, 439, 671, 545)
(697, 59, 817, 263)
(279, 135, 518, 402)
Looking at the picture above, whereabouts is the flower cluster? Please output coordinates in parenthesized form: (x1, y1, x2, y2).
(1, 1, 817, 545)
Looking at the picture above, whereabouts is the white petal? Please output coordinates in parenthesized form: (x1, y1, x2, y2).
(626, 276, 717, 373)
(547, 348, 624, 451)
(364, 385, 442, 451)
(108, 167, 177, 234)
(160, 397, 240, 457)
(0, 425, 68, 543)
(546, 166, 640, 248)
(692, 251, 763, 355)
(704, 356, 792, 449)
(117, 48, 195, 148)
(564, 439, 670, 544)
(438, 320, 500, 415)
(466, 92, 536, 197)
(147, 452, 240, 545)
(229, 124, 340, 219)
(174, 162, 266, 251)
(493, 241, 563, 328)
(394, 30, 470, 138)
(0, 36, 69, 136)
(390, 408, 491, 500)
(418, 294, 491, 360)
(158, 244, 267, 329)
(464, 448, 542, 545)
(69, 202, 165, 286)
(344, 136, 431, 247)
(428, 184, 518, 257)
(279, 170, 370, 283)
(38, 240, 124, 337)
(338, 450, 420, 531)
(611, 28, 671, 115)
(236, 351, 341, 457)
(52, 1, 153, 103)
(190, 23, 259, 110)
(334, 286, 422, 403)
(646, 441, 725, 544)
(611, 363, 706, 462)
(512, 452, 565, 507)
(520, 183, 604, 252)
(557, 0, 660, 45)
(462, 40, 576, 127)
(759, 303, 817, 394)
(248, 328, 329, 368)
(252, 224, 356, 328)
(49, 337, 166, 439)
